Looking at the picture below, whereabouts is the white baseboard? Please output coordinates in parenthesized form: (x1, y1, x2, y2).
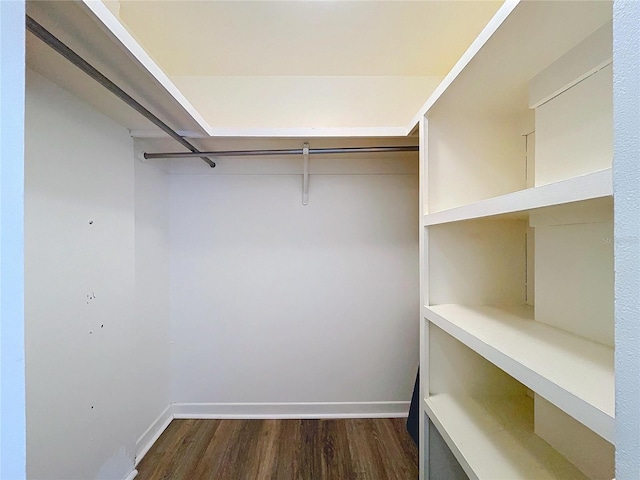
(171, 401, 410, 419)
(135, 405, 174, 466)
(123, 470, 138, 480)
(132, 401, 409, 468)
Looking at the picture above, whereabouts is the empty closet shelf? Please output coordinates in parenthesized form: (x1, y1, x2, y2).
(424, 394, 588, 480)
(423, 168, 612, 226)
(425, 304, 614, 442)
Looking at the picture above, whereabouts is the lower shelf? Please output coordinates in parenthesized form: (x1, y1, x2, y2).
(425, 304, 614, 442)
(424, 394, 588, 480)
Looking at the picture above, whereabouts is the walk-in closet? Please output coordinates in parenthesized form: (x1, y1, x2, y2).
(1, 0, 639, 479)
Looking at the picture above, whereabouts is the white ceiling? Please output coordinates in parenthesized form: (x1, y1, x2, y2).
(116, 1, 504, 77)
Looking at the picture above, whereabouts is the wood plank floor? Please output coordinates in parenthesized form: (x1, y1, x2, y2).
(136, 418, 418, 480)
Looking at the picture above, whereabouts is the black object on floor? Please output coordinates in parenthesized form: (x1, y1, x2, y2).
(407, 368, 419, 446)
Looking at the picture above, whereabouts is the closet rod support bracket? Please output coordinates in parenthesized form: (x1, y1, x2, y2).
(303, 143, 309, 206)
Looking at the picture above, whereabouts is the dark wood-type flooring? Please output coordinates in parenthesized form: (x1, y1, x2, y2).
(136, 418, 419, 480)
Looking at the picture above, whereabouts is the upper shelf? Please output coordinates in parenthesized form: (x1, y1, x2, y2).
(26, 1, 416, 138)
(25, 0, 612, 139)
(425, 304, 614, 443)
(25, 0, 209, 138)
(410, 0, 612, 126)
(423, 168, 612, 226)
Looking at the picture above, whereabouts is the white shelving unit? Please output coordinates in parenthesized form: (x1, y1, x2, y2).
(418, 1, 615, 479)
(423, 168, 612, 227)
(426, 304, 613, 442)
(424, 394, 589, 480)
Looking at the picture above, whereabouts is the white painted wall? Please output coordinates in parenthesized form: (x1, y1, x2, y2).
(169, 169, 419, 412)
(535, 63, 612, 187)
(133, 159, 170, 457)
(0, 1, 26, 478)
(613, 1, 640, 478)
(24, 70, 168, 480)
(535, 220, 614, 346)
(426, 108, 528, 213)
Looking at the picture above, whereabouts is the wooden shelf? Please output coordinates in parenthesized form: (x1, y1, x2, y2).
(425, 304, 614, 442)
(26, 1, 211, 136)
(419, 0, 616, 477)
(26, 1, 420, 139)
(424, 168, 611, 226)
(410, 1, 611, 126)
(424, 394, 588, 480)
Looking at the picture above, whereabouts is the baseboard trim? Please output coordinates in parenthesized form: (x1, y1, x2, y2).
(135, 405, 173, 466)
(171, 401, 410, 419)
(133, 401, 409, 467)
(123, 470, 138, 480)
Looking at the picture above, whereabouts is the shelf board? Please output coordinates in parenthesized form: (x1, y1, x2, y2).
(408, 1, 520, 128)
(423, 168, 612, 226)
(410, 0, 611, 127)
(424, 394, 588, 480)
(425, 304, 614, 442)
(26, 1, 211, 136)
(29, 2, 412, 139)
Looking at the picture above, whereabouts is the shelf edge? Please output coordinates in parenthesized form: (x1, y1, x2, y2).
(80, 0, 214, 136)
(407, 0, 521, 132)
(424, 394, 591, 480)
(423, 168, 612, 226)
(423, 396, 479, 480)
(425, 305, 614, 442)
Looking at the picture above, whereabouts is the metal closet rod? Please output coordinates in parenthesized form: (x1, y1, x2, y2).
(25, 15, 418, 165)
(144, 145, 419, 160)
(25, 15, 216, 168)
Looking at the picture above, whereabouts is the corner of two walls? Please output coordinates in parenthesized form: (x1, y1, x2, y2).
(132, 154, 171, 463)
(25, 69, 170, 480)
(24, 65, 420, 478)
